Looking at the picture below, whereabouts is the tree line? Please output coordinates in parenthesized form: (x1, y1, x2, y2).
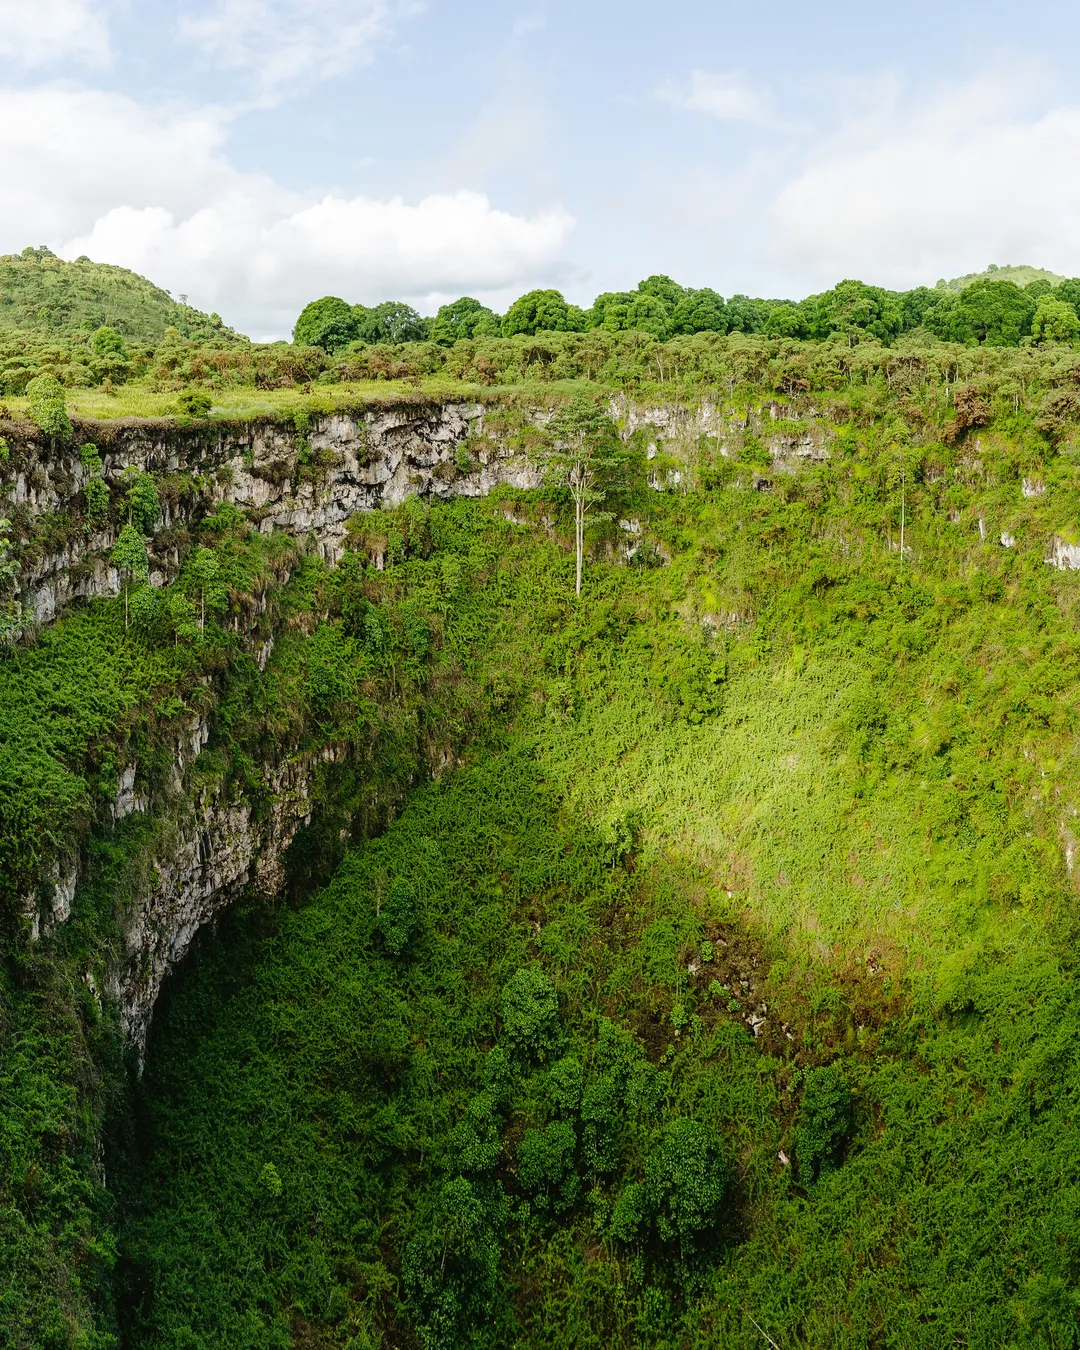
(294, 271, 1080, 353)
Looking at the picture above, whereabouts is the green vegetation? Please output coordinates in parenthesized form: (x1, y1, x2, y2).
(13, 263, 1080, 1346)
(941, 262, 1068, 292)
(112, 450, 1080, 1347)
(0, 247, 242, 343)
(6, 252, 1080, 415)
(296, 269, 1080, 354)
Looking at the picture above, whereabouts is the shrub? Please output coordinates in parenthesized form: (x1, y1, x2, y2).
(545, 1055, 583, 1116)
(500, 966, 560, 1060)
(177, 389, 212, 417)
(580, 1072, 624, 1176)
(645, 1117, 726, 1247)
(608, 1181, 647, 1243)
(91, 325, 127, 358)
(26, 373, 72, 439)
(79, 441, 102, 474)
(379, 878, 420, 956)
(123, 469, 161, 534)
(402, 1177, 502, 1350)
(517, 1120, 579, 1212)
(83, 476, 110, 530)
(795, 1064, 852, 1181)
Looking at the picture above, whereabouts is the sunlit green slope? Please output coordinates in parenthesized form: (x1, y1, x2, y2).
(0, 246, 244, 342)
(117, 473, 1080, 1350)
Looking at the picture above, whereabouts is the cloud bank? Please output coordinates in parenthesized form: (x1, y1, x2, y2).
(0, 86, 575, 338)
(767, 76, 1080, 287)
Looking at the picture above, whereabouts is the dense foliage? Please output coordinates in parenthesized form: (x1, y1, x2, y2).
(6, 252, 1080, 409)
(114, 446, 1080, 1348)
(296, 266, 1080, 354)
(0, 248, 241, 344)
(11, 329, 1080, 1346)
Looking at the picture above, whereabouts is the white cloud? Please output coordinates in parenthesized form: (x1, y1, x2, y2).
(66, 191, 575, 337)
(0, 0, 110, 68)
(0, 87, 576, 337)
(768, 74, 1080, 288)
(656, 69, 771, 124)
(178, 0, 419, 97)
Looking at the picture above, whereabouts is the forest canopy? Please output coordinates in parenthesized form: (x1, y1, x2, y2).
(293, 265, 1080, 353)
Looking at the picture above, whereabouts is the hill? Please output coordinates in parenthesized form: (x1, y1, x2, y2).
(940, 261, 1067, 292)
(0, 246, 246, 342)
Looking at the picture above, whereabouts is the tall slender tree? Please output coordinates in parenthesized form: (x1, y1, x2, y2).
(111, 524, 149, 631)
(543, 395, 626, 597)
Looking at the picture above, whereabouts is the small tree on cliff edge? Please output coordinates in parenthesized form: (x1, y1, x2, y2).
(112, 524, 148, 631)
(543, 394, 626, 596)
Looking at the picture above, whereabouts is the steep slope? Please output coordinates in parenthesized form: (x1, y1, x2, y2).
(8, 365, 1080, 1347)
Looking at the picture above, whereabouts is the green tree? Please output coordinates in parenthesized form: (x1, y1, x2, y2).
(1031, 295, 1080, 343)
(79, 441, 102, 474)
(402, 1177, 502, 1350)
(292, 296, 359, 351)
(111, 523, 149, 630)
(129, 581, 159, 633)
(623, 290, 673, 338)
(25, 372, 72, 439)
(587, 291, 633, 331)
(500, 966, 560, 1060)
(503, 289, 584, 336)
(354, 300, 429, 344)
(0, 518, 20, 643)
(795, 1064, 852, 1181)
(430, 297, 500, 345)
(925, 279, 1035, 345)
(764, 302, 808, 338)
(725, 293, 771, 333)
(802, 279, 904, 343)
(165, 588, 200, 645)
(123, 469, 161, 534)
(670, 287, 728, 336)
(635, 273, 687, 309)
(83, 477, 110, 531)
(517, 1120, 580, 1212)
(184, 546, 227, 631)
(644, 1117, 726, 1249)
(899, 285, 940, 331)
(90, 325, 127, 358)
(1054, 277, 1080, 312)
(543, 394, 626, 595)
(80, 442, 110, 531)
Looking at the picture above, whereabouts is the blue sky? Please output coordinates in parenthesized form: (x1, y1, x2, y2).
(1, 0, 1077, 336)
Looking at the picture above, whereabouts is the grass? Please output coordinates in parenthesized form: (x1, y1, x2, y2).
(10, 377, 506, 423)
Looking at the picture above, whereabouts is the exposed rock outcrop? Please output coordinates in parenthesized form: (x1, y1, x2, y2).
(3, 401, 544, 627)
(1047, 536, 1080, 570)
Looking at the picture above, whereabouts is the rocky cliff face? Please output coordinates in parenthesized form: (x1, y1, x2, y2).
(2, 401, 546, 1055)
(113, 718, 341, 1056)
(3, 401, 545, 626)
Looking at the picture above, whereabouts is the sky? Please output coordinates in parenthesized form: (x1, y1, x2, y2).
(3, 0, 1080, 338)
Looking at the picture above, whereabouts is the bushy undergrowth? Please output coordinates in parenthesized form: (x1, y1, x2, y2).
(115, 464, 1080, 1348)
(10, 379, 1080, 1346)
